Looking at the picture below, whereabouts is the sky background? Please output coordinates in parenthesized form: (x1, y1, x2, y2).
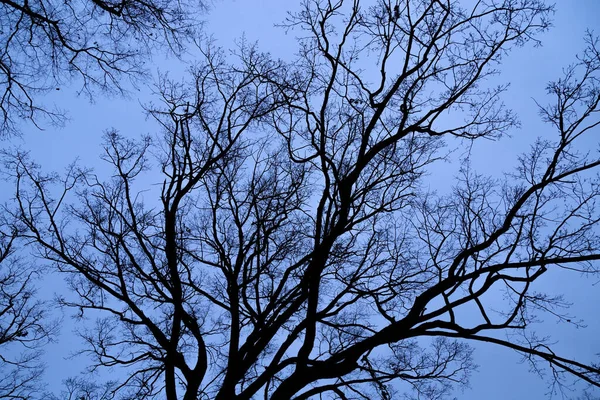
(7, 1, 600, 399)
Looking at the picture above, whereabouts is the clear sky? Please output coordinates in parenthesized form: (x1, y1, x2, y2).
(10, 1, 600, 399)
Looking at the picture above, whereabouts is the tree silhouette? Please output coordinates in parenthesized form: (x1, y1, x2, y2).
(0, 216, 55, 399)
(5, 1, 600, 399)
(0, 0, 205, 136)
(46, 377, 118, 400)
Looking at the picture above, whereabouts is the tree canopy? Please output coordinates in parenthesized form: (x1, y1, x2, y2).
(0, 0, 205, 136)
(1, 0, 600, 399)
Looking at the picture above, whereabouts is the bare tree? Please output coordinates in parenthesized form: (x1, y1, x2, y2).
(0, 0, 205, 136)
(0, 215, 55, 399)
(5, 1, 600, 399)
(46, 377, 119, 400)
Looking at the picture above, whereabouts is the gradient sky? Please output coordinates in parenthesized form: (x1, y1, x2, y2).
(10, 1, 600, 399)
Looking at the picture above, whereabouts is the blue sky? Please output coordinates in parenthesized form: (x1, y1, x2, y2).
(9, 1, 600, 399)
